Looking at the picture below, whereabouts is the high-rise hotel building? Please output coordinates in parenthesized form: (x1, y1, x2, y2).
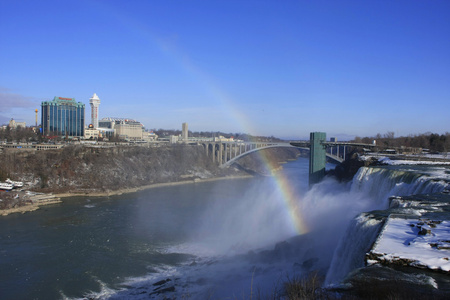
(89, 93, 101, 128)
(41, 97, 85, 137)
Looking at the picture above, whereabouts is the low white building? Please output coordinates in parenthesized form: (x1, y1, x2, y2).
(115, 122, 143, 140)
(84, 126, 99, 140)
(8, 119, 26, 129)
(214, 136, 235, 142)
(143, 131, 158, 141)
(98, 117, 144, 140)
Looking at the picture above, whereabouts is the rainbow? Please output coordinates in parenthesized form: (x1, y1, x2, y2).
(102, 3, 309, 235)
(256, 149, 309, 235)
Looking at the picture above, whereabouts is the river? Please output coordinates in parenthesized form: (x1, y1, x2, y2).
(1, 157, 449, 299)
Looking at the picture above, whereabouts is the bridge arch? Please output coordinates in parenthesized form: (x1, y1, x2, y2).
(220, 143, 303, 167)
(200, 132, 373, 185)
(220, 144, 343, 168)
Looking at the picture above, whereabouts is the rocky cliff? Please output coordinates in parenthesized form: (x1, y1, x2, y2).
(328, 151, 380, 181)
(0, 144, 300, 195)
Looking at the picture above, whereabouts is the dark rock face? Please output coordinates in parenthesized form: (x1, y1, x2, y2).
(340, 265, 450, 300)
(328, 152, 380, 182)
(418, 227, 432, 235)
(273, 240, 293, 259)
(153, 279, 172, 286)
(0, 145, 231, 194)
(302, 257, 319, 270)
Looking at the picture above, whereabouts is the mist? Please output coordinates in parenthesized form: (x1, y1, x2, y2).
(192, 176, 303, 254)
(112, 160, 432, 299)
(143, 159, 390, 298)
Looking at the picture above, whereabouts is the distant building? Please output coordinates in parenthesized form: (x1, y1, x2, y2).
(84, 125, 99, 140)
(169, 135, 179, 144)
(115, 121, 143, 140)
(98, 117, 144, 140)
(98, 118, 115, 130)
(97, 128, 115, 139)
(330, 137, 337, 142)
(182, 122, 188, 141)
(41, 97, 85, 137)
(89, 93, 101, 129)
(143, 131, 158, 141)
(214, 136, 235, 142)
(8, 118, 26, 129)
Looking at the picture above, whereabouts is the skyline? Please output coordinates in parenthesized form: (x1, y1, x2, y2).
(1, 0, 449, 140)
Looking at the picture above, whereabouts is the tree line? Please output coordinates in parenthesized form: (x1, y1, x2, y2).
(150, 128, 283, 142)
(353, 132, 450, 152)
(0, 126, 43, 143)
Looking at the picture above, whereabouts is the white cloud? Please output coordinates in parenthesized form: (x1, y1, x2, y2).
(0, 88, 36, 111)
(0, 88, 40, 125)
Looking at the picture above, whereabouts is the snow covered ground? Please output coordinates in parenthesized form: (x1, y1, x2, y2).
(379, 157, 450, 166)
(361, 154, 450, 166)
(368, 217, 450, 272)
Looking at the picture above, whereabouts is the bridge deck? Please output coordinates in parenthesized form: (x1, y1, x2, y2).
(203, 132, 373, 185)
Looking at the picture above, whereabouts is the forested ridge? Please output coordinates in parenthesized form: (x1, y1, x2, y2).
(353, 132, 450, 152)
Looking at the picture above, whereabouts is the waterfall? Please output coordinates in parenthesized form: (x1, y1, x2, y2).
(324, 165, 449, 286)
(324, 213, 383, 286)
(351, 167, 449, 206)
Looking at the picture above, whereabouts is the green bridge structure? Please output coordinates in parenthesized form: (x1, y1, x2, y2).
(291, 132, 377, 185)
(200, 132, 376, 185)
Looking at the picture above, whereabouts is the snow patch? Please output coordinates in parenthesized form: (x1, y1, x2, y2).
(369, 218, 450, 272)
(377, 156, 450, 166)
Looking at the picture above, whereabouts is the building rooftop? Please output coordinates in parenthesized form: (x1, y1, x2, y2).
(90, 93, 100, 101)
(41, 97, 85, 108)
(100, 117, 138, 123)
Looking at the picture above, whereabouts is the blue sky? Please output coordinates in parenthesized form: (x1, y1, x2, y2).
(1, 0, 449, 140)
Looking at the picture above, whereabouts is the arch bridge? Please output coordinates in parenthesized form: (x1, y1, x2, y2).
(200, 132, 376, 185)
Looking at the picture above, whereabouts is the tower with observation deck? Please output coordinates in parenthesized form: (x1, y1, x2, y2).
(89, 93, 101, 129)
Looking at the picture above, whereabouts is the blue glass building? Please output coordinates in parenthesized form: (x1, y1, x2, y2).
(41, 97, 85, 137)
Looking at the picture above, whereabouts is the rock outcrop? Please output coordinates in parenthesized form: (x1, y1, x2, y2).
(329, 152, 380, 181)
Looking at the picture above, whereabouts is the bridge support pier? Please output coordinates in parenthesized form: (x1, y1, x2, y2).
(309, 132, 327, 185)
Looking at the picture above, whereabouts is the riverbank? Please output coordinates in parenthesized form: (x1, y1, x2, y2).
(54, 174, 254, 198)
(0, 192, 61, 216)
(0, 203, 41, 216)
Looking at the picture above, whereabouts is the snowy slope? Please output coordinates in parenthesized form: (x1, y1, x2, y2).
(368, 217, 450, 272)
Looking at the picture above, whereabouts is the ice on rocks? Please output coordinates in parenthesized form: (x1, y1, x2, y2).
(369, 217, 450, 272)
